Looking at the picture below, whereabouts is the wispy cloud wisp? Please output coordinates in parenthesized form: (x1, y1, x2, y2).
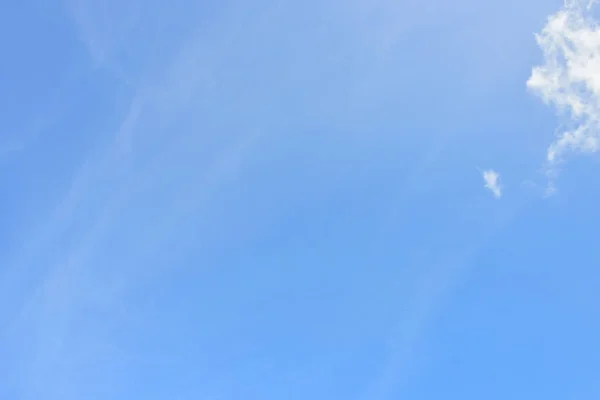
(482, 169, 502, 198)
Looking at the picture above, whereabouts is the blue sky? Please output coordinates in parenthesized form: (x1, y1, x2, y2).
(1, 0, 600, 398)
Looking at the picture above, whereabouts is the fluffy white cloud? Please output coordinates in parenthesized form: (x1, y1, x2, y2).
(527, 0, 600, 183)
(482, 169, 502, 198)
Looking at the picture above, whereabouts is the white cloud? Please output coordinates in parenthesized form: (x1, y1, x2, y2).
(527, 0, 600, 186)
(482, 169, 502, 198)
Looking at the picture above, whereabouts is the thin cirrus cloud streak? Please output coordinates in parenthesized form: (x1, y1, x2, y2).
(1, 3, 272, 399)
(527, 0, 600, 192)
(4, 0, 392, 396)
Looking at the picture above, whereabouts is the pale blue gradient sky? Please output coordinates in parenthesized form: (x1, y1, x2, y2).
(1, 0, 599, 399)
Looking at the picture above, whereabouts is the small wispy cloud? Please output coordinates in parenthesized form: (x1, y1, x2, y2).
(527, 0, 600, 189)
(482, 169, 502, 198)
